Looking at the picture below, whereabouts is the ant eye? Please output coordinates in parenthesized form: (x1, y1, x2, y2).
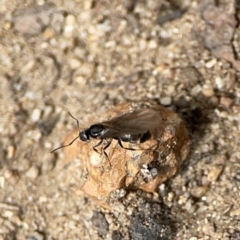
(80, 130, 89, 141)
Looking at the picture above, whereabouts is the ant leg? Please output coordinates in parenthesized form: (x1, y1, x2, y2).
(103, 139, 112, 166)
(103, 139, 112, 157)
(93, 139, 112, 166)
(93, 139, 103, 154)
(118, 139, 136, 151)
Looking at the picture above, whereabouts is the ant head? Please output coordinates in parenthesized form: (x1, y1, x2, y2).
(79, 129, 90, 141)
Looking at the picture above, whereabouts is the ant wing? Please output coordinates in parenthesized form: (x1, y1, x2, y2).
(99, 108, 160, 138)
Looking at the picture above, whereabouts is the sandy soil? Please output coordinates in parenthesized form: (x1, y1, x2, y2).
(0, 0, 240, 239)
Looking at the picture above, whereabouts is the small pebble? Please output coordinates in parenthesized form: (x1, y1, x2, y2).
(4, 169, 13, 179)
(205, 58, 217, 68)
(26, 166, 40, 179)
(220, 97, 233, 108)
(160, 96, 172, 106)
(91, 211, 109, 237)
(65, 14, 76, 26)
(4, 169, 19, 185)
(207, 166, 223, 182)
(190, 186, 209, 198)
(0, 177, 5, 188)
(148, 39, 157, 49)
(69, 58, 81, 69)
(7, 146, 15, 159)
(77, 62, 94, 77)
(139, 39, 147, 50)
(20, 60, 35, 74)
(112, 230, 122, 240)
(64, 14, 76, 35)
(42, 28, 55, 38)
(3, 21, 11, 30)
(201, 87, 214, 97)
(31, 109, 42, 122)
(215, 76, 225, 89)
(43, 105, 53, 118)
(230, 208, 240, 217)
(28, 231, 44, 240)
(83, 0, 93, 10)
(191, 84, 202, 96)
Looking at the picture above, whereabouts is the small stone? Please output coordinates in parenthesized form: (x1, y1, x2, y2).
(91, 211, 109, 237)
(7, 146, 15, 159)
(160, 96, 172, 106)
(4, 169, 19, 185)
(39, 196, 48, 203)
(139, 39, 147, 50)
(31, 109, 42, 122)
(77, 63, 94, 77)
(64, 25, 74, 34)
(148, 39, 157, 49)
(20, 60, 35, 74)
(112, 230, 123, 240)
(3, 21, 12, 30)
(220, 97, 233, 108)
(207, 166, 223, 182)
(75, 76, 87, 86)
(68, 58, 81, 69)
(215, 76, 225, 89)
(191, 84, 202, 96)
(28, 231, 44, 240)
(205, 58, 217, 68)
(230, 208, 240, 217)
(214, 154, 227, 165)
(0, 177, 5, 188)
(201, 87, 214, 97)
(96, 20, 111, 32)
(64, 15, 76, 35)
(43, 105, 53, 118)
(202, 224, 215, 235)
(65, 14, 76, 26)
(26, 166, 40, 179)
(83, 0, 93, 10)
(130, 203, 174, 240)
(190, 186, 209, 198)
(4, 169, 13, 179)
(42, 28, 55, 38)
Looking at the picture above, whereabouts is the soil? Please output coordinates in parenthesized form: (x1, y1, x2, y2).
(0, 0, 240, 239)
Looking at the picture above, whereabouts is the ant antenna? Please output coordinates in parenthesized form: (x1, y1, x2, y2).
(50, 112, 80, 153)
(68, 111, 80, 131)
(51, 135, 79, 153)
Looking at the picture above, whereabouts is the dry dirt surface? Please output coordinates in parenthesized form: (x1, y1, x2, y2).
(0, 0, 240, 239)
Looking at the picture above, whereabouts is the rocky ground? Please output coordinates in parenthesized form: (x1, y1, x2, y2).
(0, 0, 240, 239)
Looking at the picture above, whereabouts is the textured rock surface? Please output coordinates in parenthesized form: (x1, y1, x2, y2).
(0, 0, 239, 239)
(63, 101, 190, 207)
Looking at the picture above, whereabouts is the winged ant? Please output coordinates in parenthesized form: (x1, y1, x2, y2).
(51, 108, 160, 157)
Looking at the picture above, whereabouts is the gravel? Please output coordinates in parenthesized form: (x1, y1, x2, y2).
(0, 0, 239, 239)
